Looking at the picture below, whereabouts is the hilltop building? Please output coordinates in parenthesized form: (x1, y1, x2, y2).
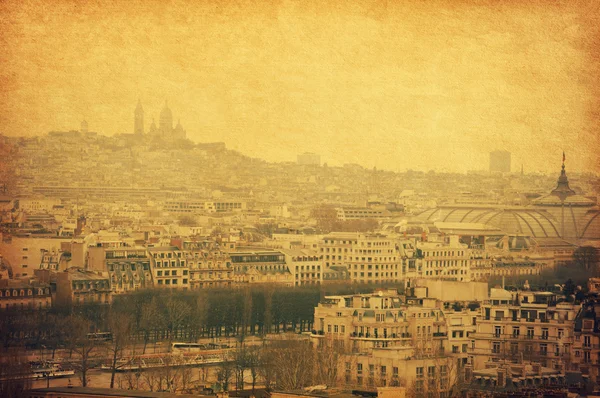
(134, 99, 144, 135)
(136, 100, 186, 140)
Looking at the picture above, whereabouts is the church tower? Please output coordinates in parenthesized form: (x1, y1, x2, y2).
(134, 100, 144, 135)
(159, 100, 173, 136)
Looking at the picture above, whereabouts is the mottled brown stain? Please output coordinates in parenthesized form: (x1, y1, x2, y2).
(0, 0, 598, 173)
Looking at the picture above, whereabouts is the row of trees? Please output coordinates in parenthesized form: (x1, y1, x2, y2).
(0, 282, 405, 395)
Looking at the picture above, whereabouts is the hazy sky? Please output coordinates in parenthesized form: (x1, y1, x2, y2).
(0, 0, 599, 173)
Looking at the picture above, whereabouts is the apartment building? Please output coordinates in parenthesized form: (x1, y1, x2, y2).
(229, 250, 293, 286)
(55, 268, 112, 306)
(571, 299, 600, 384)
(280, 248, 323, 286)
(310, 290, 456, 395)
(320, 233, 402, 284)
(0, 279, 52, 311)
(91, 247, 153, 294)
(0, 235, 72, 277)
(469, 288, 578, 369)
(185, 242, 234, 289)
(148, 246, 189, 289)
(417, 235, 470, 281)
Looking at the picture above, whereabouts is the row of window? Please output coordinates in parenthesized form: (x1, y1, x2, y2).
(0, 288, 50, 297)
(424, 251, 466, 257)
(352, 272, 399, 279)
(157, 279, 188, 285)
(156, 270, 188, 277)
(152, 252, 182, 259)
(351, 264, 399, 270)
(154, 260, 186, 267)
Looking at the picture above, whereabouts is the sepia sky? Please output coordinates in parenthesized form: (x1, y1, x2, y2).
(0, 0, 599, 173)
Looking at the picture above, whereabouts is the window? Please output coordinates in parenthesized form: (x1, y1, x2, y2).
(415, 379, 424, 392)
(541, 328, 549, 340)
(492, 342, 501, 354)
(416, 367, 424, 378)
(157, 271, 163, 276)
(527, 327, 534, 339)
(428, 366, 435, 378)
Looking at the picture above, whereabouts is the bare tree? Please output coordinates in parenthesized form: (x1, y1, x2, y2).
(268, 339, 314, 390)
(246, 346, 262, 393)
(64, 314, 101, 387)
(139, 297, 162, 353)
(163, 297, 191, 343)
(216, 361, 235, 392)
(0, 348, 31, 398)
(106, 311, 133, 388)
(314, 336, 347, 386)
(573, 246, 600, 272)
(263, 287, 273, 337)
(234, 346, 248, 390)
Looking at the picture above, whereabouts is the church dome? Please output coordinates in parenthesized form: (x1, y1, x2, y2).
(159, 101, 173, 132)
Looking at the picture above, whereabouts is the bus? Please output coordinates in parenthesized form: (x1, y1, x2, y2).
(87, 332, 112, 341)
(171, 342, 208, 352)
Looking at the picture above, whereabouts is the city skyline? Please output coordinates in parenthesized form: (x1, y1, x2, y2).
(1, 0, 599, 174)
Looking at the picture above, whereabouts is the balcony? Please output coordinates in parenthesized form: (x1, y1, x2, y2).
(350, 332, 412, 340)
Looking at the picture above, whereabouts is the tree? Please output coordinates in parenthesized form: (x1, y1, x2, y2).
(216, 361, 235, 392)
(563, 278, 576, 296)
(178, 215, 197, 226)
(64, 314, 101, 387)
(246, 346, 262, 393)
(139, 297, 162, 354)
(234, 346, 249, 390)
(573, 246, 599, 272)
(106, 311, 132, 388)
(314, 336, 348, 386)
(0, 348, 31, 398)
(267, 339, 315, 390)
(311, 204, 339, 232)
(263, 287, 274, 337)
(163, 297, 191, 343)
(240, 288, 253, 343)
